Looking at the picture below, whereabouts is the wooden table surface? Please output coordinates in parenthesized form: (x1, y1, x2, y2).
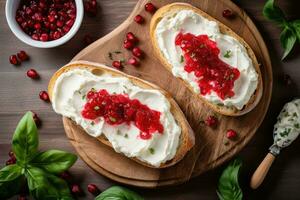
(1, 0, 300, 199)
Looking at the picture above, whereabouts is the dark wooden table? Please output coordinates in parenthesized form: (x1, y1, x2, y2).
(1, 0, 300, 199)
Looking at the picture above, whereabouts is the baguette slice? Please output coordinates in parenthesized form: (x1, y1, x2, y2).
(48, 60, 195, 168)
(150, 3, 263, 116)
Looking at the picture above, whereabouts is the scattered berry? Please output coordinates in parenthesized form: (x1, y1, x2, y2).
(123, 39, 134, 50)
(205, 116, 218, 127)
(17, 51, 29, 61)
(128, 57, 139, 66)
(126, 32, 138, 44)
(39, 91, 50, 102)
(71, 184, 83, 195)
(9, 55, 20, 65)
(27, 69, 39, 79)
(31, 111, 41, 127)
(134, 15, 145, 24)
(87, 184, 101, 196)
(226, 129, 237, 139)
(84, 0, 98, 17)
(222, 9, 234, 18)
(112, 61, 123, 70)
(145, 3, 157, 13)
(132, 47, 143, 58)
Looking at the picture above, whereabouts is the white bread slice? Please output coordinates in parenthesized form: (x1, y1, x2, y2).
(150, 3, 263, 116)
(48, 60, 195, 168)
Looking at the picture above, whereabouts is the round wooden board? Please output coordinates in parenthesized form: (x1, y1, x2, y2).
(63, 0, 273, 188)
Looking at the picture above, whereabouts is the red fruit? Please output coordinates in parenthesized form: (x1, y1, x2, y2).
(134, 15, 144, 24)
(145, 3, 156, 13)
(222, 9, 234, 18)
(128, 57, 139, 66)
(17, 51, 29, 61)
(27, 69, 39, 79)
(71, 184, 83, 195)
(132, 47, 143, 58)
(32, 33, 40, 40)
(53, 31, 62, 40)
(34, 23, 41, 30)
(226, 129, 237, 139)
(84, 0, 98, 17)
(60, 171, 72, 181)
(205, 116, 218, 127)
(9, 55, 20, 65)
(40, 33, 49, 41)
(39, 91, 50, 102)
(6, 158, 16, 165)
(31, 111, 41, 127)
(87, 184, 101, 196)
(123, 39, 134, 49)
(112, 61, 123, 70)
(8, 150, 15, 158)
(126, 32, 138, 43)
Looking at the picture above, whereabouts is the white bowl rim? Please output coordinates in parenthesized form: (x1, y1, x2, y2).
(5, 0, 84, 48)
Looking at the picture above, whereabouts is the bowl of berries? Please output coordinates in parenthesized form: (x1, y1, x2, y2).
(5, 0, 84, 48)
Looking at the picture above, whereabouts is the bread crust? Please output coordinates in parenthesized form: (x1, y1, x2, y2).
(48, 60, 195, 168)
(150, 3, 263, 116)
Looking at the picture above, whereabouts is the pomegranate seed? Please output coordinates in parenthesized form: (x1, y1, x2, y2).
(9, 55, 20, 65)
(17, 51, 29, 61)
(132, 47, 143, 58)
(123, 39, 134, 50)
(39, 33, 49, 41)
(53, 31, 62, 40)
(18, 195, 27, 200)
(60, 171, 72, 181)
(84, 0, 98, 17)
(39, 91, 50, 102)
(66, 19, 74, 27)
(6, 158, 16, 165)
(128, 57, 139, 66)
(226, 129, 237, 139)
(222, 9, 234, 18)
(205, 116, 218, 127)
(134, 15, 145, 24)
(34, 23, 41, 30)
(31, 111, 41, 127)
(27, 69, 39, 79)
(71, 184, 83, 195)
(87, 184, 101, 196)
(83, 34, 94, 45)
(32, 33, 39, 40)
(112, 61, 123, 70)
(126, 32, 138, 43)
(56, 20, 64, 27)
(145, 3, 157, 13)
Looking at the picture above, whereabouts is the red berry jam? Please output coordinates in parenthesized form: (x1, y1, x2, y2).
(15, 0, 76, 41)
(175, 33, 240, 100)
(81, 89, 164, 139)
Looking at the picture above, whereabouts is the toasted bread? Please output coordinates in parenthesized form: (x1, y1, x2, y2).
(150, 3, 263, 116)
(48, 60, 195, 168)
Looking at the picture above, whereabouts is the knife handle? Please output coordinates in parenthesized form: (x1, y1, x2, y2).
(250, 153, 276, 189)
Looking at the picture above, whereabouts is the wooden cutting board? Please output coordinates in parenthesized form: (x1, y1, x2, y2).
(63, 0, 273, 187)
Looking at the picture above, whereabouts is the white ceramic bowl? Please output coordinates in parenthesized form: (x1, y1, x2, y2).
(5, 0, 84, 48)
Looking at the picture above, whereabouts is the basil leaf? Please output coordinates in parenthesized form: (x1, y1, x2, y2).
(95, 186, 144, 200)
(31, 150, 77, 174)
(12, 112, 38, 164)
(0, 176, 23, 199)
(263, 0, 286, 24)
(280, 26, 297, 60)
(26, 166, 73, 200)
(217, 159, 243, 200)
(291, 19, 300, 42)
(0, 164, 22, 182)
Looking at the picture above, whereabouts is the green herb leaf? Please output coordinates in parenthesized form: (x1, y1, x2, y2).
(224, 50, 232, 58)
(217, 158, 243, 200)
(0, 164, 22, 182)
(0, 176, 23, 199)
(12, 112, 38, 165)
(31, 150, 77, 174)
(280, 26, 297, 60)
(149, 148, 155, 155)
(263, 0, 286, 24)
(95, 186, 143, 200)
(26, 167, 73, 200)
(291, 19, 300, 42)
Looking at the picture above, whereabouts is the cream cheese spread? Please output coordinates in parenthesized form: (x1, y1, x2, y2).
(51, 67, 181, 167)
(155, 9, 258, 110)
